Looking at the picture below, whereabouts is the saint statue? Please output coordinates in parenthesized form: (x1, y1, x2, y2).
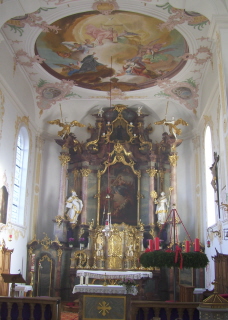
(66, 191, 83, 224)
(155, 192, 169, 224)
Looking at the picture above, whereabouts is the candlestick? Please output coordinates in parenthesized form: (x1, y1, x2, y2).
(31, 254, 35, 272)
(155, 237, 160, 250)
(185, 240, 190, 252)
(194, 238, 200, 252)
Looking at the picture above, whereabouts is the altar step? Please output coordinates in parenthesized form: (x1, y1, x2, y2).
(62, 300, 79, 313)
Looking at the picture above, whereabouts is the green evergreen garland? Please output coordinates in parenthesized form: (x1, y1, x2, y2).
(139, 251, 209, 269)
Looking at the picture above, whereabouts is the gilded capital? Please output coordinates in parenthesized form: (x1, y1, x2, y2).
(169, 154, 178, 167)
(59, 153, 71, 166)
(146, 168, 157, 177)
(81, 168, 91, 177)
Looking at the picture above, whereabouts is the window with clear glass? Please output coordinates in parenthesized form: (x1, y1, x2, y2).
(12, 127, 29, 225)
(204, 126, 216, 227)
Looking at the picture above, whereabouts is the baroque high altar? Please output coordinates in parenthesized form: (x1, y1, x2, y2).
(27, 104, 182, 300)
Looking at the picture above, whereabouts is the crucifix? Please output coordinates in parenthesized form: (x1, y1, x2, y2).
(210, 152, 220, 218)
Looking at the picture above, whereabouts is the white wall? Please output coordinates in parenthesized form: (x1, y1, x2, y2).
(0, 83, 36, 280)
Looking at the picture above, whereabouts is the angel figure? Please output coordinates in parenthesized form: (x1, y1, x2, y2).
(48, 119, 85, 139)
(154, 117, 188, 139)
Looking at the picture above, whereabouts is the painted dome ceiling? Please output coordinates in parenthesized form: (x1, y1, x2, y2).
(0, 0, 214, 139)
(35, 10, 188, 91)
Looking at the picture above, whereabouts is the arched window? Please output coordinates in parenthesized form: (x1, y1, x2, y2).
(204, 126, 216, 227)
(12, 126, 29, 225)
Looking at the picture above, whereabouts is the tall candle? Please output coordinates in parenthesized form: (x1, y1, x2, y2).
(148, 239, 154, 251)
(185, 240, 190, 253)
(31, 254, 35, 272)
(155, 237, 160, 250)
(194, 238, 200, 252)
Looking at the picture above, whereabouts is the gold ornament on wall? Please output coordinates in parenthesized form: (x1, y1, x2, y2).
(169, 154, 178, 166)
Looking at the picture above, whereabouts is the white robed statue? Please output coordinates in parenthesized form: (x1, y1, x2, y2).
(66, 190, 83, 224)
(155, 192, 169, 224)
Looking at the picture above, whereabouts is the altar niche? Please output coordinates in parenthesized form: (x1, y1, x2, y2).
(99, 164, 137, 226)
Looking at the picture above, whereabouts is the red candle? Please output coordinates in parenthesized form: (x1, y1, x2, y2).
(155, 237, 160, 250)
(148, 239, 154, 251)
(185, 240, 190, 253)
(194, 238, 200, 252)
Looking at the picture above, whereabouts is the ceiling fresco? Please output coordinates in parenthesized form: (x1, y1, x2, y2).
(35, 10, 188, 91)
(0, 0, 213, 135)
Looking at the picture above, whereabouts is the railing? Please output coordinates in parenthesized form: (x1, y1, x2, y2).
(0, 296, 61, 320)
(131, 301, 200, 320)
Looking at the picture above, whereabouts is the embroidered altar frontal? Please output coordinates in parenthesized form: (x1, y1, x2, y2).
(83, 295, 126, 320)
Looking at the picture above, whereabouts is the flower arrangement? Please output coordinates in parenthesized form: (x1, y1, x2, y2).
(68, 237, 74, 245)
(119, 278, 136, 294)
(79, 237, 85, 243)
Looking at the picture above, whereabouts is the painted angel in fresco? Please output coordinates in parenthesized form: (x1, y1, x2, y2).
(48, 119, 85, 138)
(154, 117, 188, 139)
(62, 39, 94, 54)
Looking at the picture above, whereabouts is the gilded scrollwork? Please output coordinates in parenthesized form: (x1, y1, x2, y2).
(139, 134, 152, 151)
(54, 215, 65, 227)
(101, 142, 141, 178)
(59, 153, 71, 165)
(150, 190, 158, 199)
(40, 233, 51, 250)
(85, 122, 102, 151)
(169, 154, 178, 166)
(57, 249, 63, 261)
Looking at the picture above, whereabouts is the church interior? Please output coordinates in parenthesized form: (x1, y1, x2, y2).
(0, 0, 228, 319)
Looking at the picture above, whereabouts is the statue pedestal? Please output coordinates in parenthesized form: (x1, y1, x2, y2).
(53, 220, 68, 243)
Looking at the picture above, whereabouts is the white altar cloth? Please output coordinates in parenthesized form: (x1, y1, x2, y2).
(76, 270, 152, 280)
(72, 284, 138, 295)
(14, 284, 33, 297)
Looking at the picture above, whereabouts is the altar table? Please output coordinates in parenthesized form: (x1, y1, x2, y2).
(14, 284, 33, 297)
(76, 270, 152, 284)
(73, 284, 138, 295)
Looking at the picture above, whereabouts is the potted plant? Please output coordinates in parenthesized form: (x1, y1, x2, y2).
(68, 237, 74, 248)
(119, 278, 137, 294)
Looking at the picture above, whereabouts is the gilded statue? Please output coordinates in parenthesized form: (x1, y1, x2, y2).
(48, 119, 85, 139)
(154, 117, 188, 139)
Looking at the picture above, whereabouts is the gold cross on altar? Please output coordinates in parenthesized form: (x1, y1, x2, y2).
(97, 301, 112, 316)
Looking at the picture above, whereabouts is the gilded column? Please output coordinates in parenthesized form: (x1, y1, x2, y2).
(80, 168, 91, 224)
(169, 153, 178, 206)
(146, 168, 157, 225)
(58, 153, 71, 216)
